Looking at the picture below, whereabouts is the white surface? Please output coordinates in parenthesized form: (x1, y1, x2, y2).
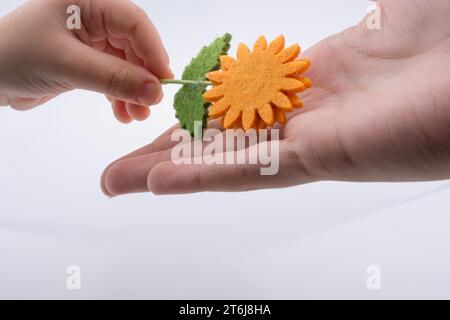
(1, 0, 449, 299)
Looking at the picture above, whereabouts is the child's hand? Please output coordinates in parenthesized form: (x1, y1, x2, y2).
(101, 0, 450, 195)
(0, 0, 172, 122)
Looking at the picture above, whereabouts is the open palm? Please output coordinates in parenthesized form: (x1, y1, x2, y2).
(102, 0, 450, 196)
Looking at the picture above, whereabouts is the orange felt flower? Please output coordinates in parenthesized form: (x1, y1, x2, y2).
(203, 35, 312, 130)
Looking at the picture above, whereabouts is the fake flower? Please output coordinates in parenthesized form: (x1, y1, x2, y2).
(204, 35, 311, 130)
(164, 34, 311, 135)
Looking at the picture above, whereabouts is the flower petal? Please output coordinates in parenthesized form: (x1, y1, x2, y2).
(286, 93, 303, 108)
(295, 76, 313, 88)
(283, 60, 310, 76)
(277, 44, 301, 63)
(223, 105, 241, 128)
(255, 115, 267, 129)
(299, 59, 311, 69)
(253, 36, 267, 52)
(237, 43, 251, 61)
(280, 78, 305, 93)
(274, 108, 286, 124)
(268, 35, 285, 54)
(242, 108, 256, 130)
(257, 103, 275, 126)
(220, 55, 237, 71)
(206, 71, 228, 84)
(233, 115, 243, 129)
(203, 85, 225, 102)
(208, 99, 230, 118)
(271, 92, 293, 111)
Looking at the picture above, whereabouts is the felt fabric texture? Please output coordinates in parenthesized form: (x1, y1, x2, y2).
(204, 35, 312, 131)
(174, 33, 232, 136)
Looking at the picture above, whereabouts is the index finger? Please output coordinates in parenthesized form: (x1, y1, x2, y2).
(147, 142, 308, 195)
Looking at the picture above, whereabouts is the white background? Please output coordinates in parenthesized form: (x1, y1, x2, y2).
(1, 0, 449, 299)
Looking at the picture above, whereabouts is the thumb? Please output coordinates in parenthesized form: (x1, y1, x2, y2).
(63, 42, 162, 106)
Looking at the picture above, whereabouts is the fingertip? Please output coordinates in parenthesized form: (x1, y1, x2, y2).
(160, 53, 174, 79)
(126, 103, 151, 121)
(116, 113, 133, 124)
(164, 66, 175, 80)
(112, 100, 133, 124)
(100, 168, 113, 197)
(102, 162, 122, 197)
(103, 159, 144, 197)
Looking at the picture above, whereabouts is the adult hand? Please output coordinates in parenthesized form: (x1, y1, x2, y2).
(102, 0, 450, 196)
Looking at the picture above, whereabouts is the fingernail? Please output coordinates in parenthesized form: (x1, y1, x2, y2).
(137, 81, 161, 106)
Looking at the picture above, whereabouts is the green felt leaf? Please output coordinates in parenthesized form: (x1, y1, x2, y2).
(174, 33, 232, 136)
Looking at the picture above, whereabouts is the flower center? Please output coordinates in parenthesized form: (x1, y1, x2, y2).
(224, 51, 285, 108)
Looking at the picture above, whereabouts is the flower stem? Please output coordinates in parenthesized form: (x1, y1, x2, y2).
(160, 79, 212, 86)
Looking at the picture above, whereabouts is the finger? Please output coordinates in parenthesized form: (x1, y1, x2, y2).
(107, 37, 144, 67)
(101, 44, 126, 106)
(147, 142, 305, 195)
(112, 99, 132, 123)
(100, 123, 181, 196)
(100, 120, 226, 196)
(102, 43, 153, 122)
(78, 0, 173, 79)
(139, 119, 224, 154)
(64, 40, 163, 106)
(101, 43, 151, 122)
(102, 127, 230, 196)
(102, 41, 126, 59)
(103, 133, 227, 196)
(125, 102, 151, 121)
(103, 150, 172, 196)
(112, 119, 223, 162)
(102, 44, 151, 122)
